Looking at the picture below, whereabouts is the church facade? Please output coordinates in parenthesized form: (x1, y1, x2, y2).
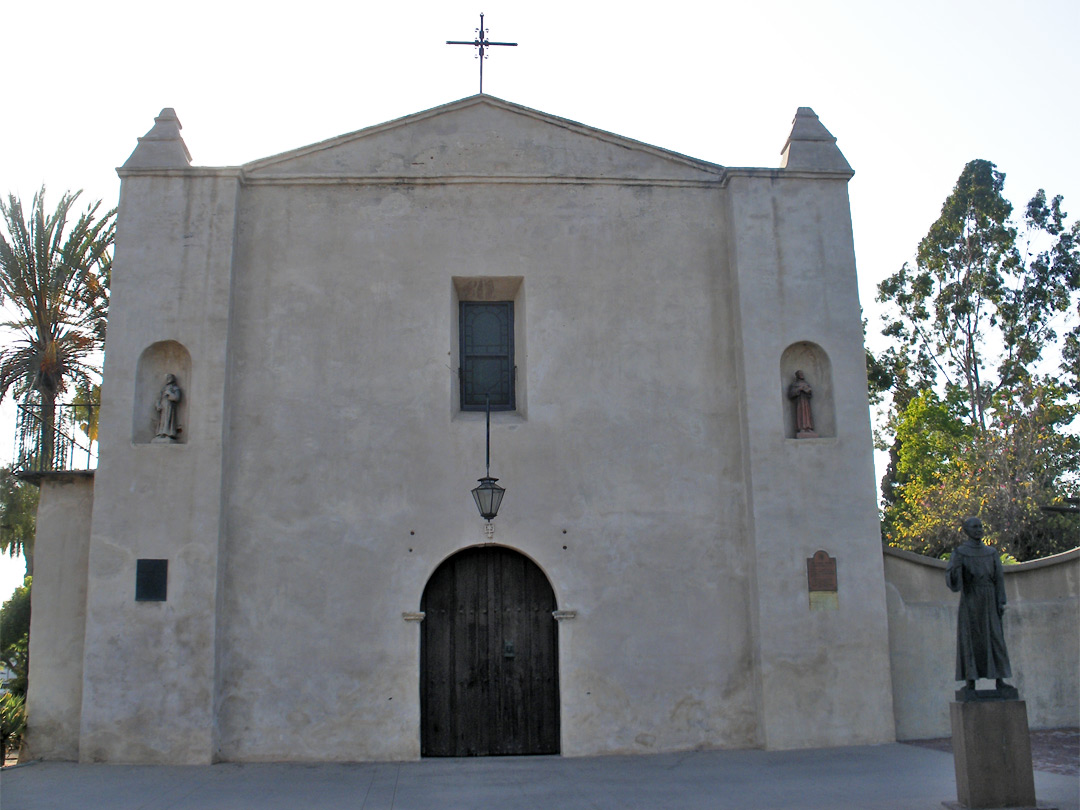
(27, 97, 900, 763)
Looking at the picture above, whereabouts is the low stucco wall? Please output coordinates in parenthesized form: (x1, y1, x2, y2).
(24, 473, 94, 760)
(884, 545, 1079, 740)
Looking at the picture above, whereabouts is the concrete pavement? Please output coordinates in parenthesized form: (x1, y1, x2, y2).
(3, 743, 1078, 810)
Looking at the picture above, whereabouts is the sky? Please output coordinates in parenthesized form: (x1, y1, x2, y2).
(1, 0, 1078, 596)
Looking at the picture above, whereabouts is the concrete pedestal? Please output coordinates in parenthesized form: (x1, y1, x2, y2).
(948, 700, 1038, 809)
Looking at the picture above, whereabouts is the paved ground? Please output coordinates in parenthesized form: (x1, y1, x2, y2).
(3, 743, 1078, 810)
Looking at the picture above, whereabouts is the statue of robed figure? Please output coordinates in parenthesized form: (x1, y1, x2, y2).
(946, 516, 1014, 697)
(152, 373, 183, 443)
(787, 370, 817, 438)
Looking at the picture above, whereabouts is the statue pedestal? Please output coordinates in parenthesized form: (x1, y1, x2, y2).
(946, 700, 1041, 809)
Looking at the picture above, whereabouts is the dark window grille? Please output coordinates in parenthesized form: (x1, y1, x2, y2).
(460, 301, 514, 411)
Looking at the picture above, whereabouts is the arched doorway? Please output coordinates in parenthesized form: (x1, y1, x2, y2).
(420, 546, 559, 756)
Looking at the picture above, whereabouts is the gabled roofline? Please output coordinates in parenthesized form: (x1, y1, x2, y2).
(241, 94, 725, 177)
(115, 98, 856, 184)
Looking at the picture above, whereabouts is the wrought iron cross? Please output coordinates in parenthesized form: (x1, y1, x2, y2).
(447, 13, 517, 94)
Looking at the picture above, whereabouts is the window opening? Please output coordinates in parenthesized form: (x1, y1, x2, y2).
(460, 301, 515, 411)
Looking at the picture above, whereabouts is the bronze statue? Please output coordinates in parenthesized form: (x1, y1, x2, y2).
(787, 370, 817, 438)
(153, 373, 182, 443)
(946, 516, 1013, 695)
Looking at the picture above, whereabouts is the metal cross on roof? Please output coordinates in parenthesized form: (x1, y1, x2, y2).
(447, 13, 517, 94)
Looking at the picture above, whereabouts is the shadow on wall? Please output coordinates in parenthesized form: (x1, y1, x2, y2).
(780, 341, 834, 439)
(133, 341, 191, 444)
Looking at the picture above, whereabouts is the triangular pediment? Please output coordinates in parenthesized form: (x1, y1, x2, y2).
(243, 96, 722, 183)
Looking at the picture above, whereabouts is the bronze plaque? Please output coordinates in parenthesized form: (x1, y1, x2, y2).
(807, 550, 837, 592)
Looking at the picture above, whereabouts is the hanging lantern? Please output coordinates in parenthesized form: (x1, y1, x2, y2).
(471, 475, 505, 521)
(471, 393, 506, 521)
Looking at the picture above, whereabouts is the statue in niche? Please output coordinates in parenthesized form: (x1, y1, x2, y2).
(787, 370, 818, 438)
(946, 516, 1015, 699)
(152, 373, 183, 443)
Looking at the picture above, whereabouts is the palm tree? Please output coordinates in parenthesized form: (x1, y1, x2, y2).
(0, 188, 115, 470)
(0, 467, 38, 575)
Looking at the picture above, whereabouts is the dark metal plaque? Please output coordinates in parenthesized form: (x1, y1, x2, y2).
(807, 550, 837, 593)
(135, 558, 168, 601)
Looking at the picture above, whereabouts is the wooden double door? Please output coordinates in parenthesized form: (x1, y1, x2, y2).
(420, 546, 559, 756)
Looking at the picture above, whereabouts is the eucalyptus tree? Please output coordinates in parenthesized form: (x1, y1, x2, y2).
(875, 160, 1080, 559)
(878, 160, 1079, 431)
(0, 188, 115, 469)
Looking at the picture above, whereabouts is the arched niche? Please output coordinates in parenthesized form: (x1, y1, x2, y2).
(133, 341, 191, 444)
(780, 342, 835, 439)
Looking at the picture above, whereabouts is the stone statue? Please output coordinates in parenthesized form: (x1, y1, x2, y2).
(946, 516, 1014, 698)
(787, 370, 817, 438)
(153, 373, 182, 443)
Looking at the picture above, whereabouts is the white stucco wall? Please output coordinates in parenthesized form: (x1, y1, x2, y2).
(78, 171, 240, 763)
(214, 169, 760, 762)
(24, 473, 94, 760)
(59, 97, 899, 763)
(724, 171, 896, 749)
(884, 546, 1080, 740)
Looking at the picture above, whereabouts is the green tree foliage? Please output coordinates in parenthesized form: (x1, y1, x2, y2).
(72, 382, 101, 443)
(0, 577, 30, 697)
(0, 188, 114, 469)
(879, 390, 970, 550)
(1, 691, 27, 763)
(0, 468, 38, 577)
(876, 160, 1080, 560)
(882, 386, 1079, 559)
(0, 577, 30, 762)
